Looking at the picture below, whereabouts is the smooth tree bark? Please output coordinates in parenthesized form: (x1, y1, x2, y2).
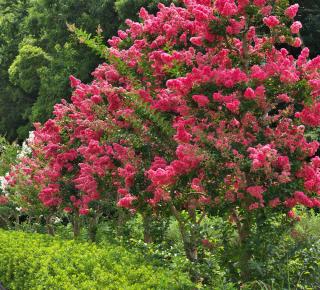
(45, 215, 55, 236)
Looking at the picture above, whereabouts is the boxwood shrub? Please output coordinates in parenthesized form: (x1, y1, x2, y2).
(0, 230, 194, 289)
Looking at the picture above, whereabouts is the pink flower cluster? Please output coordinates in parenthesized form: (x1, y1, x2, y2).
(0, 196, 8, 205)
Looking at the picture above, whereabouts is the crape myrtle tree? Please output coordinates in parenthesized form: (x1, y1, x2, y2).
(6, 0, 320, 283)
(0, 133, 58, 234)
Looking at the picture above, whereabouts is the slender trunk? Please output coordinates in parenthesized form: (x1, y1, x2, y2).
(15, 213, 20, 229)
(116, 209, 127, 237)
(72, 213, 81, 239)
(142, 212, 153, 243)
(88, 215, 99, 242)
(188, 208, 199, 262)
(45, 215, 55, 236)
(0, 215, 8, 229)
(238, 217, 253, 282)
(171, 205, 201, 283)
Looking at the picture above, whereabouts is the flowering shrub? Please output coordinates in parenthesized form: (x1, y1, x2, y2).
(6, 0, 320, 282)
(0, 137, 20, 228)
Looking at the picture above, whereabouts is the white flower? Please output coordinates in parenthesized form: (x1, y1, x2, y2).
(17, 131, 34, 159)
(53, 217, 62, 224)
(0, 175, 9, 193)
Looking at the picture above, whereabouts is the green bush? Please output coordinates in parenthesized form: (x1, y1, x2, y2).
(237, 210, 320, 289)
(0, 230, 194, 289)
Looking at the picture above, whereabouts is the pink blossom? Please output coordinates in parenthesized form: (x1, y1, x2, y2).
(147, 166, 176, 186)
(215, 0, 238, 17)
(174, 124, 192, 143)
(79, 208, 90, 215)
(221, 1, 238, 17)
(260, 5, 272, 16)
(294, 191, 314, 207)
(253, 0, 267, 7)
(269, 198, 281, 208)
(64, 207, 73, 213)
(251, 65, 267, 80)
(296, 103, 320, 127)
(118, 164, 136, 188)
(263, 16, 280, 28)
(244, 88, 255, 100)
(290, 21, 302, 34)
(190, 37, 203, 46)
(38, 184, 62, 207)
(69, 75, 81, 88)
(287, 210, 295, 219)
(192, 94, 210, 107)
(277, 94, 291, 103)
(0, 196, 8, 205)
(285, 4, 299, 19)
(91, 94, 103, 104)
(6, 0, 320, 231)
(246, 186, 265, 201)
(117, 195, 137, 208)
(226, 100, 240, 113)
(248, 202, 260, 210)
(292, 37, 302, 47)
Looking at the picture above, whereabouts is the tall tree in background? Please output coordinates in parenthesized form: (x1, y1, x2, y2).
(0, 0, 119, 141)
(0, 0, 31, 141)
(296, 0, 320, 57)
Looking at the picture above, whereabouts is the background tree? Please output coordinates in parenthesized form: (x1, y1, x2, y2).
(0, 0, 32, 141)
(296, 0, 320, 57)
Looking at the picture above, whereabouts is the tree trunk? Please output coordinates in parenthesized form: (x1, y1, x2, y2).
(171, 205, 202, 283)
(117, 208, 130, 238)
(238, 217, 253, 282)
(15, 213, 20, 229)
(0, 215, 8, 229)
(88, 215, 98, 242)
(72, 213, 81, 239)
(142, 212, 153, 243)
(45, 215, 55, 236)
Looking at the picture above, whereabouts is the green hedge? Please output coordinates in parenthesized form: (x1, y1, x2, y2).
(0, 230, 194, 289)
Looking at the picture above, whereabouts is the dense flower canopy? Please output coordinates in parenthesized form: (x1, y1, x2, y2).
(5, 0, 320, 220)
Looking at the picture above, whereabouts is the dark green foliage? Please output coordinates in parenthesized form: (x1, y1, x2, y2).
(0, 0, 32, 141)
(23, 0, 120, 127)
(9, 44, 51, 94)
(110, 212, 320, 289)
(296, 0, 320, 58)
(115, 0, 183, 23)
